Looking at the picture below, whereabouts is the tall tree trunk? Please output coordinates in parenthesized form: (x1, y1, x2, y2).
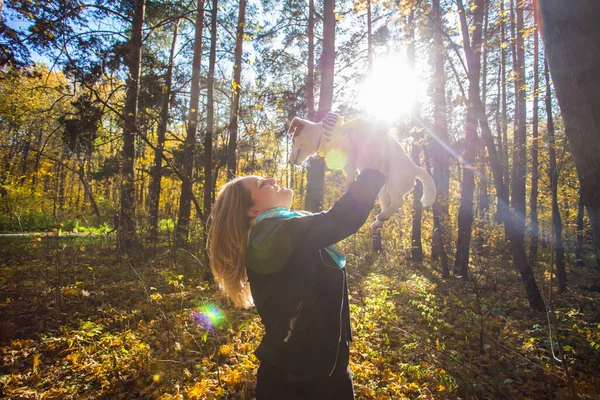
(499, 0, 509, 218)
(203, 0, 218, 221)
(227, 0, 247, 180)
(476, 2, 489, 249)
(431, 0, 450, 278)
(511, 0, 527, 236)
(407, 10, 423, 263)
(176, 0, 204, 247)
(367, 0, 373, 73)
(149, 20, 179, 242)
(307, 0, 315, 121)
(118, 0, 145, 252)
(305, 0, 335, 212)
(454, 0, 484, 278)
(539, 0, 600, 270)
(367, 0, 382, 253)
(544, 58, 566, 293)
(529, 12, 540, 265)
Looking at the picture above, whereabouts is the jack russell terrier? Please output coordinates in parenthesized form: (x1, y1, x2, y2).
(288, 112, 436, 230)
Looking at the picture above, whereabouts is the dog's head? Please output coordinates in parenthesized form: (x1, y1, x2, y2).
(288, 117, 323, 166)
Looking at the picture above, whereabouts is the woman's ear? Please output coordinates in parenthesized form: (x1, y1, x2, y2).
(247, 207, 260, 218)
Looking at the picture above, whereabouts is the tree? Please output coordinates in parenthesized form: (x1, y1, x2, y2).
(118, 0, 146, 252)
(510, 0, 527, 242)
(539, 0, 600, 267)
(203, 0, 218, 221)
(307, 0, 316, 121)
(469, 2, 546, 310)
(408, 9, 423, 263)
(226, 0, 248, 180)
(175, 0, 204, 247)
(430, 0, 450, 278)
(529, 8, 540, 266)
(305, 0, 335, 213)
(0, 0, 84, 67)
(454, 0, 484, 278)
(543, 58, 566, 293)
(148, 20, 179, 243)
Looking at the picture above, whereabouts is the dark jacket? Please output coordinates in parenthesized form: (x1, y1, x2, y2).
(245, 169, 385, 380)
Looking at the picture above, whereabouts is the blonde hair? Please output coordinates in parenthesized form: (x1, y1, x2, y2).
(207, 177, 254, 308)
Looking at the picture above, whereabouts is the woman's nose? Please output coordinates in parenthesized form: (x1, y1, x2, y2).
(266, 178, 277, 185)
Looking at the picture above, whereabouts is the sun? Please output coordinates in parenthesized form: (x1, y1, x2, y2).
(358, 56, 423, 120)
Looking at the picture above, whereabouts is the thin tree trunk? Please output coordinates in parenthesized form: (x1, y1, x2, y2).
(411, 144, 424, 262)
(500, 0, 510, 216)
(544, 58, 566, 293)
(407, 10, 423, 263)
(431, 0, 450, 278)
(58, 154, 67, 211)
(367, 0, 373, 73)
(149, 20, 179, 242)
(575, 189, 585, 267)
(227, 0, 247, 180)
(78, 162, 100, 217)
(529, 12, 540, 266)
(307, 0, 315, 121)
(31, 129, 44, 192)
(367, 0, 382, 253)
(19, 132, 31, 185)
(118, 0, 145, 252)
(175, 0, 204, 247)
(203, 0, 218, 221)
(511, 0, 527, 236)
(477, 2, 489, 247)
(305, 0, 335, 212)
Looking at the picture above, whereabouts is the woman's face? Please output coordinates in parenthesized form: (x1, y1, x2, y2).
(242, 176, 294, 218)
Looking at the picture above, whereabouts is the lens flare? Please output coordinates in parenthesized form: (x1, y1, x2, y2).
(190, 304, 226, 332)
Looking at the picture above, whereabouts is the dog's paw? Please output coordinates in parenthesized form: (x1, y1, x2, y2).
(370, 219, 384, 231)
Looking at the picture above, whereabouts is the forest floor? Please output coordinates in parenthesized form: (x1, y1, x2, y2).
(0, 235, 599, 399)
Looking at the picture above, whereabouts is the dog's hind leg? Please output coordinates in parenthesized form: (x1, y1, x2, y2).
(371, 192, 403, 230)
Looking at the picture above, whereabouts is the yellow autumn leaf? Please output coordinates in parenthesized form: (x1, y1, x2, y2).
(33, 353, 41, 374)
(188, 381, 208, 398)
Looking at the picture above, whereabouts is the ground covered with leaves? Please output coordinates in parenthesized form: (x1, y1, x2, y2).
(1, 235, 599, 399)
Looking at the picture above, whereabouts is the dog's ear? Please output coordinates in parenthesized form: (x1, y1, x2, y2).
(287, 117, 305, 138)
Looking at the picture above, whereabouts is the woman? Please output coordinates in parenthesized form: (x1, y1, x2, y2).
(207, 160, 385, 399)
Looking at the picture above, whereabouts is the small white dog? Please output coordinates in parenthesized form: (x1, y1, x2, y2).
(288, 113, 436, 230)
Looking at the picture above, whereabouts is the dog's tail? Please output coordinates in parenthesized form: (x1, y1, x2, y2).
(415, 168, 437, 207)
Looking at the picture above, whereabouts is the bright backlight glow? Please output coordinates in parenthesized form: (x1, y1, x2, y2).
(358, 56, 423, 120)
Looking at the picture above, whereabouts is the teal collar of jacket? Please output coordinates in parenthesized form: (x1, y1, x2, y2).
(253, 207, 346, 268)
